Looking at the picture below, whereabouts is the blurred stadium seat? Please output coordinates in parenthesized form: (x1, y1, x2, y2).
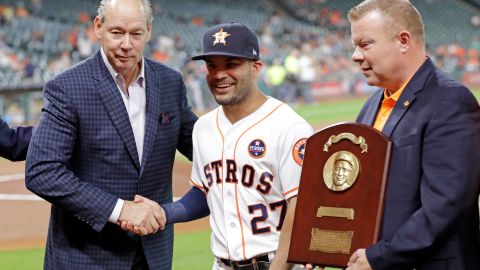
(1, 0, 480, 121)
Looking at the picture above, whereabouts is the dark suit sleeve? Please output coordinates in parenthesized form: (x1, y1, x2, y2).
(366, 88, 480, 268)
(0, 118, 33, 161)
(25, 78, 117, 232)
(175, 75, 197, 161)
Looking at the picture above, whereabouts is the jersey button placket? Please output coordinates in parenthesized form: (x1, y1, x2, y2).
(224, 185, 241, 260)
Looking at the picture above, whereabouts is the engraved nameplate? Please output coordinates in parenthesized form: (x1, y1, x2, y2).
(309, 228, 353, 254)
(317, 206, 354, 220)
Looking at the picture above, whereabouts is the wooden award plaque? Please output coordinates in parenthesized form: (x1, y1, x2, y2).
(287, 123, 391, 268)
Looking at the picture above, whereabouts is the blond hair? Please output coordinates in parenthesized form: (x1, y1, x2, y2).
(348, 0, 424, 47)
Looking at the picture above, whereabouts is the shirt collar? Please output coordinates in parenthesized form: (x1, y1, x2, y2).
(382, 75, 413, 102)
(100, 48, 145, 87)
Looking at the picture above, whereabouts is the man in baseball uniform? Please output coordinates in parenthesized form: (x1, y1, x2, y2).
(160, 22, 314, 270)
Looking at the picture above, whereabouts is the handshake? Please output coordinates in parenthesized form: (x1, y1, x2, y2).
(117, 195, 167, 236)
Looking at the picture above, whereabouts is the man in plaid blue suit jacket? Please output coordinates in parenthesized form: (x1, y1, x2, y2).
(25, 0, 197, 269)
(0, 117, 32, 161)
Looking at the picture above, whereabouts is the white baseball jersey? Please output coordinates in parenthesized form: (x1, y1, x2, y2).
(190, 97, 314, 261)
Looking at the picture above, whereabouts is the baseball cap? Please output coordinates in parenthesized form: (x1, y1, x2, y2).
(192, 22, 260, 61)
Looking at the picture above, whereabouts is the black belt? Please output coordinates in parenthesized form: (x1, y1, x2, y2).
(219, 254, 270, 269)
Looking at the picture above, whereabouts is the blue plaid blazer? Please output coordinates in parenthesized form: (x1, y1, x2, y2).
(26, 51, 197, 270)
(0, 117, 32, 161)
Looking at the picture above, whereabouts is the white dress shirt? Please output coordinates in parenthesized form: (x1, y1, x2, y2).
(101, 49, 146, 223)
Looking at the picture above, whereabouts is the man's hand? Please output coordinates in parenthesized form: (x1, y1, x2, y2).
(133, 195, 166, 231)
(346, 249, 372, 270)
(117, 195, 166, 236)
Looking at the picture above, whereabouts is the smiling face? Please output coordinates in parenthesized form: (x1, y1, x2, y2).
(350, 11, 403, 90)
(205, 56, 261, 106)
(94, 0, 151, 78)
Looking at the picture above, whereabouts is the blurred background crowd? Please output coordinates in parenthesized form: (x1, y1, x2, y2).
(1, 0, 480, 123)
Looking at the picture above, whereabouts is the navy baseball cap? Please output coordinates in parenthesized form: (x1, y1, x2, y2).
(192, 22, 260, 61)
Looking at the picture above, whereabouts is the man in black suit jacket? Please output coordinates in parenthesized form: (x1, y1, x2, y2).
(0, 117, 32, 161)
(347, 1, 480, 270)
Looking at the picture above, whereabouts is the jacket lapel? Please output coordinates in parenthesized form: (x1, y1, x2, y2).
(91, 51, 141, 170)
(382, 58, 433, 137)
(381, 91, 416, 137)
(140, 60, 161, 175)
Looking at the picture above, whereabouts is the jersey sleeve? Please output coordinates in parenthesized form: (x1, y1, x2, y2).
(277, 121, 314, 200)
(189, 124, 208, 193)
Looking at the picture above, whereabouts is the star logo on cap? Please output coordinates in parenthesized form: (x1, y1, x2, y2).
(212, 28, 231, 46)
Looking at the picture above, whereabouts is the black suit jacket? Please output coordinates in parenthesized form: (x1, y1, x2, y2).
(356, 58, 480, 270)
(0, 117, 32, 161)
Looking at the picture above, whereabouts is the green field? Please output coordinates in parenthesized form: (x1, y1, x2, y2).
(0, 230, 212, 270)
(2, 90, 479, 269)
(293, 97, 366, 126)
(0, 248, 44, 269)
(0, 229, 337, 269)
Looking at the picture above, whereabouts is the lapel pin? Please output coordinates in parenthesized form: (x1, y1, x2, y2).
(403, 100, 410, 109)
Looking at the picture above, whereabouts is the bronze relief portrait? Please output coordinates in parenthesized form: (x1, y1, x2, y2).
(323, 151, 360, 191)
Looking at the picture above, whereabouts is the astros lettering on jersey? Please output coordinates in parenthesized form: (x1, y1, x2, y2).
(190, 97, 314, 261)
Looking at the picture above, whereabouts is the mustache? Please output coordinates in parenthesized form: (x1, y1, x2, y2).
(213, 80, 236, 84)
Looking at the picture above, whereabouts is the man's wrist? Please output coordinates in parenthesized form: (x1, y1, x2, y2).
(108, 199, 124, 223)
